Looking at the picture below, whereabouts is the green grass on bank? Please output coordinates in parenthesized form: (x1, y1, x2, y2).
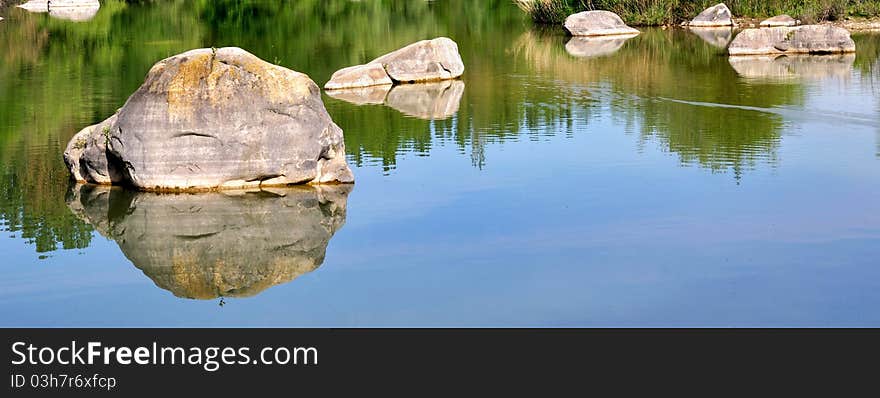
(515, 0, 880, 25)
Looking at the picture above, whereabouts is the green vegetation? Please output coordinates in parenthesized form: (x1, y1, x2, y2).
(516, 0, 880, 25)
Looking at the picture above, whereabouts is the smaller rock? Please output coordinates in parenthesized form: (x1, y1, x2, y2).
(690, 3, 734, 27)
(18, 0, 100, 22)
(761, 15, 799, 27)
(563, 11, 640, 37)
(19, 0, 99, 11)
(324, 63, 393, 90)
(729, 25, 856, 56)
(373, 37, 465, 83)
(324, 37, 464, 89)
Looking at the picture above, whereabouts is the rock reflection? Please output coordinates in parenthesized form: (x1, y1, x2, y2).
(688, 27, 734, 49)
(66, 184, 351, 299)
(729, 54, 856, 81)
(564, 33, 638, 58)
(326, 80, 464, 120)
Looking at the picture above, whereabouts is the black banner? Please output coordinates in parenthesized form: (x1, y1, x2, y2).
(2, 329, 878, 395)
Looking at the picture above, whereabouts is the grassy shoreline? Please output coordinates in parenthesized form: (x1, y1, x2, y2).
(515, 0, 880, 25)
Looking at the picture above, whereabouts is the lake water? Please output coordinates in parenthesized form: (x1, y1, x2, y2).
(1, 1, 878, 326)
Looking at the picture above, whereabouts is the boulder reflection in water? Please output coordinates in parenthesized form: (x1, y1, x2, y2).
(688, 27, 734, 49)
(565, 33, 638, 58)
(66, 184, 351, 299)
(729, 54, 857, 81)
(326, 80, 464, 120)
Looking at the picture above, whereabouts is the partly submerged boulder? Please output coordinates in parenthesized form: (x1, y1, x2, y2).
(563, 11, 640, 37)
(760, 15, 800, 27)
(66, 184, 350, 300)
(728, 26, 856, 56)
(690, 3, 734, 27)
(324, 37, 464, 89)
(65, 47, 354, 191)
(324, 63, 393, 90)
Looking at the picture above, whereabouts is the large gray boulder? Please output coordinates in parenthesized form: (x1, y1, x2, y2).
(728, 26, 856, 56)
(324, 37, 464, 89)
(690, 3, 734, 27)
(66, 184, 351, 299)
(563, 11, 640, 37)
(760, 15, 800, 27)
(65, 47, 354, 191)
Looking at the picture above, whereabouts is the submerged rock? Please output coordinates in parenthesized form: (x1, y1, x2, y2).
(325, 37, 464, 89)
(326, 80, 465, 120)
(729, 54, 856, 81)
(563, 11, 640, 37)
(760, 15, 800, 27)
(65, 47, 354, 191)
(728, 26, 856, 56)
(689, 27, 735, 49)
(66, 184, 351, 300)
(690, 3, 734, 27)
(564, 33, 638, 58)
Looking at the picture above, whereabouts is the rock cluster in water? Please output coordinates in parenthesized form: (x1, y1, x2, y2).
(67, 184, 350, 299)
(728, 25, 856, 56)
(64, 47, 354, 191)
(563, 11, 640, 37)
(689, 3, 734, 27)
(324, 37, 465, 90)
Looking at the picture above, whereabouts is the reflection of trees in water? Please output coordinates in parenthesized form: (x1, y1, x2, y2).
(852, 34, 880, 158)
(512, 28, 809, 181)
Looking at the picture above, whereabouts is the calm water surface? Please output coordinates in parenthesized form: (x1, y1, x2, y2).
(1, 1, 879, 326)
